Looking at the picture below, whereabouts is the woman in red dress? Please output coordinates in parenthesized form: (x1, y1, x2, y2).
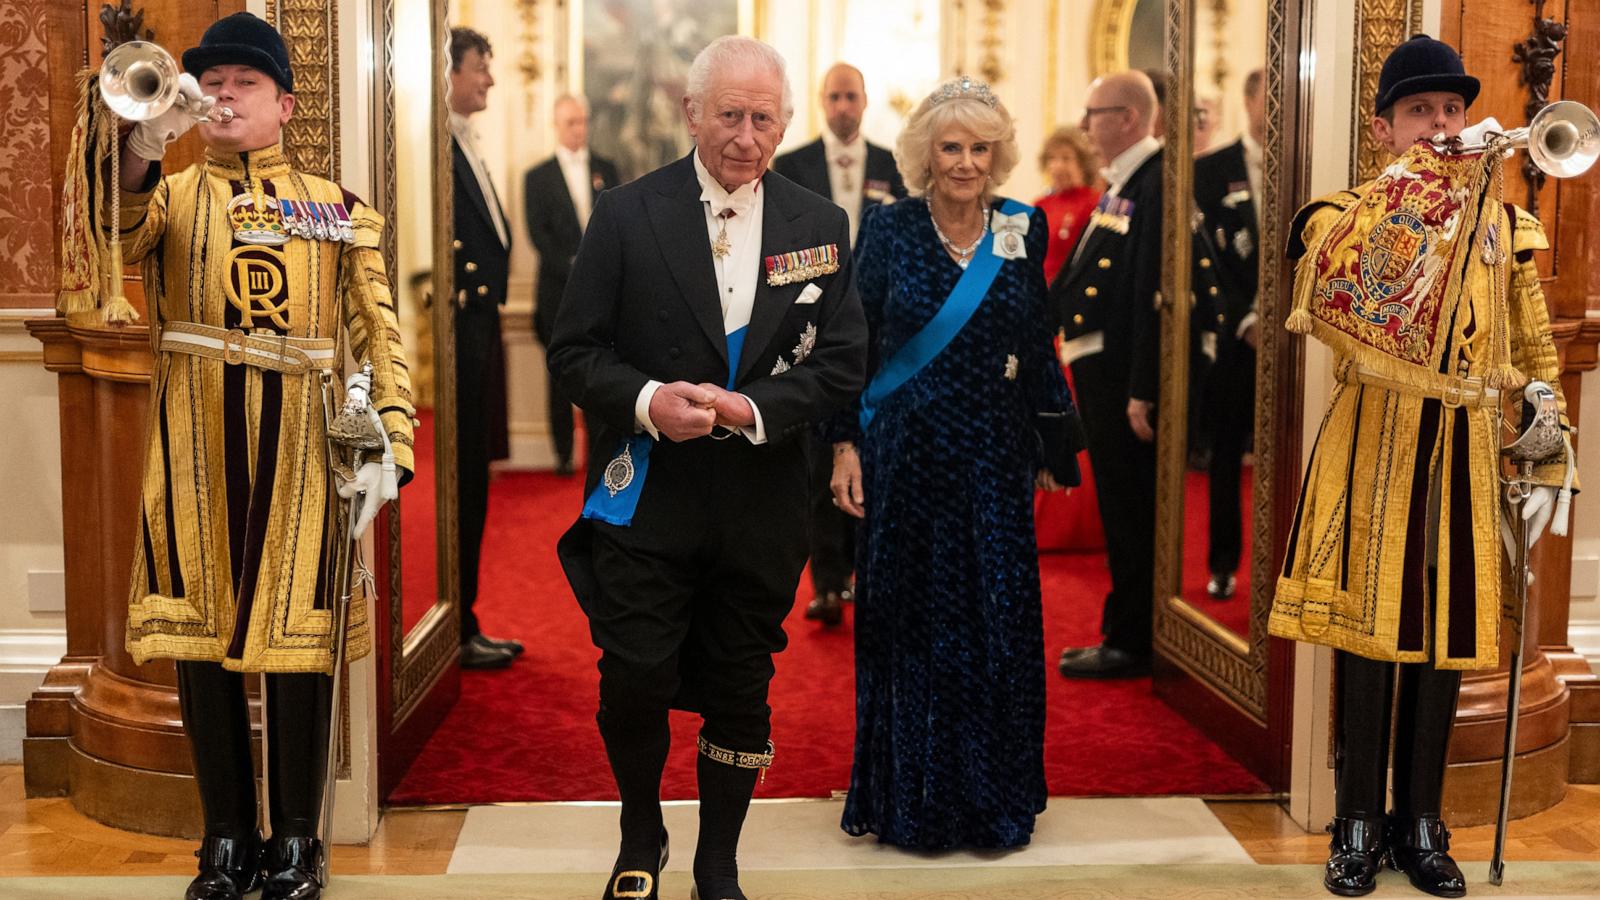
(1033, 127, 1102, 285)
(1033, 127, 1104, 550)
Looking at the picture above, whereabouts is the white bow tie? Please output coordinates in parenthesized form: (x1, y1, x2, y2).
(703, 181, 758, 218)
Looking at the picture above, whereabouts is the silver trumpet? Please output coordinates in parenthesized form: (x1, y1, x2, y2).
(99, 40, 234, 124)
(1436, 99, 1599, 178)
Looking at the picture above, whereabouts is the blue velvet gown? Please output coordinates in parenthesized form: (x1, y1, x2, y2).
(826, 197, 1079, 849)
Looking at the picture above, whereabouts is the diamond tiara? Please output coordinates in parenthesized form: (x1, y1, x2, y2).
(929, 76, 999, 109)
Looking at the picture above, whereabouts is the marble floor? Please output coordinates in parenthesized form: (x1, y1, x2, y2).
(2, 765, 1598, 897)
(447, 796, 1254, 874)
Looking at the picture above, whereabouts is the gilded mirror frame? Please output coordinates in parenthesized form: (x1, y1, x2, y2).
(1146, 0, 1306, 749)
(373, 0, 460, 732)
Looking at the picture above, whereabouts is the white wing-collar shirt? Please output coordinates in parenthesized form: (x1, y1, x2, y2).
(633, 151, 769, 444)
(555, 143, 593, 231)
(448, 112, 509, 248)
(820, 129, 867, 243)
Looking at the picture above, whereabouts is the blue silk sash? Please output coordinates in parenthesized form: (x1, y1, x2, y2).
(858, 198, 1030, 432)
(582, 322, 748, 527)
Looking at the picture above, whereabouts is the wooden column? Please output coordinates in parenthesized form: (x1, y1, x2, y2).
(1438, 0, 1600, 825)
(24, 318, 254, 839)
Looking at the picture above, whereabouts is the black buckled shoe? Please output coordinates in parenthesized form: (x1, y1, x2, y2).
(186, 833, 264, 900)
(604, 832, 669, 900)
(1386, 815, 1466, 898)
(261, 836, 323, 900)
(1324, 816, 1386, 896)
(804, 592, 844, 626)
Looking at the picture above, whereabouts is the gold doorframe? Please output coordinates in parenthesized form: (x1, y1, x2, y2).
(1149, 0, 1309, 782)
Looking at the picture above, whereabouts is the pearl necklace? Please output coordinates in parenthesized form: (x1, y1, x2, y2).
(929, 204, 987, 268)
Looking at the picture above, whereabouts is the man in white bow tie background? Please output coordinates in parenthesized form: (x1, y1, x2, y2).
(771, 63, 908, 628)
(548, 35, 867, 900)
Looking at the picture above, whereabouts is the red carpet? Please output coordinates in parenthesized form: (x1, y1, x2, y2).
(387, 465, 1266, 804)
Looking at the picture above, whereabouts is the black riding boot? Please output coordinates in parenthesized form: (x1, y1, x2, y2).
(690, 737, 770, 900)
(261, 672, 332, 900)
(176, 661, 263, 899)
(1387, 663, 1466, 897)
(1326, 652, 1395, 896)
(597, 702, 672, 900)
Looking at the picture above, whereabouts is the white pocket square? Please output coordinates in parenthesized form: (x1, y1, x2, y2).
(795, 283, 822, 305)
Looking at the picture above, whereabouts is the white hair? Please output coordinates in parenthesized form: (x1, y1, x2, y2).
(552, 93, 589, 121)
(685, 36, 795, 126)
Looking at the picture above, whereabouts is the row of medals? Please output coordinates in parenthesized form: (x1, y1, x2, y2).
(228, 190, 354, 246)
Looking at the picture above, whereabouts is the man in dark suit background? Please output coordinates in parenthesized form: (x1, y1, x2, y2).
(1193, 68, 1265, 601)
(448, 27, 521, 669)
(771, 63, 906, 244)
(524, 94, 621, 476)
(548, 36, 866, 900)
(770, 62, 905, 627)
(1051, 71, 1186, 679)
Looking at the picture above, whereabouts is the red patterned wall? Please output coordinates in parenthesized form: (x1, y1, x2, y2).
(0, 0, 55, 307)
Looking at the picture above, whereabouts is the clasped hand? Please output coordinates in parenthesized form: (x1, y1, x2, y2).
(648, 381, 755, 442)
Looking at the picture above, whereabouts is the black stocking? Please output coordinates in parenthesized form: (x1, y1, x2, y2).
(1391, 662, 1462, 819)
(265, 672, 332, 839)
(1334, 651, 1396, 820)
(176, 661, 257, 840)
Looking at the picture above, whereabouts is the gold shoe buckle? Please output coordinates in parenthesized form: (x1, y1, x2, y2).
(611, 870, 653, 898)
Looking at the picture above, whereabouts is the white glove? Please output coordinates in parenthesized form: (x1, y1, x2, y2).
(126, 73, 215, 161)
(339, 457, 398, 540)
(345, 370, 372, 405)
(1523, 485, 1558, 549)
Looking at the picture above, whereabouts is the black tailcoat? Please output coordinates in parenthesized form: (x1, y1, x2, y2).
(451, 135, 511, 637)
(770, 137, 906, 222)
(522, 151, 622, 344)
(547, 154, 867, 738)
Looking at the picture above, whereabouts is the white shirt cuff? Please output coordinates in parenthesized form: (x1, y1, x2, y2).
(1235, 310, 1259, 340)
(737, 393, 767, 445)
(635, 380, 663, 439)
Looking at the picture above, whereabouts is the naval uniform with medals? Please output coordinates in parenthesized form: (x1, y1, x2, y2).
(1193, 135, 1261, 598)
(1050, 137, 1221, 672)
(117, 139, 414, 893)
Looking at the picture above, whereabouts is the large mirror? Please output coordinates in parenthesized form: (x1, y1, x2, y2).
(375, 0, 461, 795)
(1174, 4, 1268, 637)
(1137, 0, 1303, 781)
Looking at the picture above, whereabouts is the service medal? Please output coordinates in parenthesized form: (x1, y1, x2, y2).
(603, 443, 635, 497)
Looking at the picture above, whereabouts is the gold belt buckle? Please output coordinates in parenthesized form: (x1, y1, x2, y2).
(222, 329, 248, 366)
(1440, 375, 1468, 409)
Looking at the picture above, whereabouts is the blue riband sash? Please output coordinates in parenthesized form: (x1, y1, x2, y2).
(858, 198, 1030, 432)
(582, 323, 748, 527)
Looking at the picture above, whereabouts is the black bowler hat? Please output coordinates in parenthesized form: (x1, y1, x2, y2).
(182, 13, 294, 94)
(1374, 34, 1479, 115)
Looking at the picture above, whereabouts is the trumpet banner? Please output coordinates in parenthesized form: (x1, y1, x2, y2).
(1286, 142, 1520, 390)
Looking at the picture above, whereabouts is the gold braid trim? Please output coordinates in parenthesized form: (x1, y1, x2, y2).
(697, 735, 775, 774)
(58, 70, 116, 315)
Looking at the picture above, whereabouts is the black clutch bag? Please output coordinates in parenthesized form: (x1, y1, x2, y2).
(1034, 410, 1086, 487)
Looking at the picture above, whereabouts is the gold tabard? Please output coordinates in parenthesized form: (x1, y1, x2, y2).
(117, 144, 415, 673)
(1269, 190, 1575, 670)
